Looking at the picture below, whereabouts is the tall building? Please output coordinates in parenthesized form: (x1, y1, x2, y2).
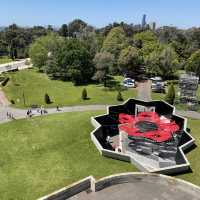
(149, 22, 156, 31)
(141, 14, 146, 27)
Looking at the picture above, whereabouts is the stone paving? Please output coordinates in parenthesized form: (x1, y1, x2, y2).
(69, 181, 198, 200)
(137, 80, 152, 101)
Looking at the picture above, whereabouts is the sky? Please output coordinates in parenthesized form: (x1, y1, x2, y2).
(0, 0, 200, 28)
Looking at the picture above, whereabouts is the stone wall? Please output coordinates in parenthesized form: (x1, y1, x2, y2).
(38, 176, 92, 200)
(38, 172, 200, 199)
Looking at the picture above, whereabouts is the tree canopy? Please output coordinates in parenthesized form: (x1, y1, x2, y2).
(186, 49, 200, 77)
(93, 52, 114, 86)
(118, 46, 142, 77)
(102, 27, 128, 59)
(29, 33, 64, 70)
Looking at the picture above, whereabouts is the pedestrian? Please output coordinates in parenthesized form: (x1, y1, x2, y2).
(27, 110, 30, 117)
(29, 110, 32, 118)
(56, 105, 59, 111)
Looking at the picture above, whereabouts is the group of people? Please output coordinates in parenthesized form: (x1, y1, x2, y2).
(26, 109, 33, 117)
(26, 107, 48, 118)
(6, 112, 14, 120)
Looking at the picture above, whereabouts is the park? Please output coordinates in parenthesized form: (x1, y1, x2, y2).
(1, 1, 200, 199)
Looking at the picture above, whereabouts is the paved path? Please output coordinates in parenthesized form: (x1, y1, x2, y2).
(176, 110, 200, 119)
(1, 103, 200, 125)
(0, 58, 31, 74)
(137, 80, 152, 101)
(1, 78, 200, 124)
(0, 105, 107, 124)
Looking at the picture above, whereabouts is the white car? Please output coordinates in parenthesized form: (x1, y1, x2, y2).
(123, 78, 135, 88)
(150, 77, 165, 93)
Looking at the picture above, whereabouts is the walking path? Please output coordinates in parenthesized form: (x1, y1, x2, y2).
(0, 105, 107, 124)
(137, 80, 151, 101)
(1, 103, 200, 124)
(0, 58, 31, 74)
(1, 79, 200, 124)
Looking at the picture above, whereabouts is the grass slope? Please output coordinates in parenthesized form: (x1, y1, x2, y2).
(177, 118, 200, 185)
(0, 111, 199, 199)
(0, 56, 12, 64)
(3, 69, 137, 108)
(0, 111, 137, 200)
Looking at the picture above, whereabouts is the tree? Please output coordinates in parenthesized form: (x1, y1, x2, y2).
(133, 30, 159, 58)
(118, 46, 142, 77)
(59, 24, 68, 37)
(102, 27, 128, 60)
(44, 93, 51, 104)
(145, 46, 179, 79)
(68, 19, 87, 37)
(77, 26, 99, 58)
(93, 52, 114, 87)
(56, 38, 94, 85)
(82, 88, 88, 100)
(185, 49, 200, 77)
(116, 91, 123, 101)
(165, 84, 175, 105)
(29, 33, 64, 70)
(159, 46, 179, 79)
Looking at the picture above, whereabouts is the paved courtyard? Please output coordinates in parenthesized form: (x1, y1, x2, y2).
(69, 181, 198, 200)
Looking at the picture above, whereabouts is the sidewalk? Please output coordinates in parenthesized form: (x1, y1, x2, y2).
(0, 105, 107, 124)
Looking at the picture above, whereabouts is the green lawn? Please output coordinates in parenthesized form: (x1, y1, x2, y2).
(0, 56, 12, 64)
(0, 111, 199, 199)
(2, 69, 137, 108)
(0, 111, 137, 200)
(177, 118, 200, 186)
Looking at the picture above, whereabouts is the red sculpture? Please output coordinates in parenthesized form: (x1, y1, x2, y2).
(119, 112, 180, 143)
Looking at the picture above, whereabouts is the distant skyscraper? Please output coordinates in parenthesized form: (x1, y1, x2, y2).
(141, 14, 146, 27)
(149, 22, 156, 31)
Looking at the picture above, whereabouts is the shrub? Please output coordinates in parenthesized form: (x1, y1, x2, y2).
(44, 93, 51, 104)
(82, 88, 88, 100)
(10, 99, 15, 104)
(1, 77, 10, 86)
(117, 91, 124, 101)
(164, 84, 175, 105)
(0, 76, 5, 82)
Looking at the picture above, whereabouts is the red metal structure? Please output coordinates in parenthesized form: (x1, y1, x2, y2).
(119, 112, 180, 143)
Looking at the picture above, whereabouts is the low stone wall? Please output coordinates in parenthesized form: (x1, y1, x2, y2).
(90, 129, 103, 154)
(102, 149, 130, 162)
(38, 172, 200, 199)
(152, 164, 190, 175)
(38, 176, 92, 200)
(94, 173, 200, 196)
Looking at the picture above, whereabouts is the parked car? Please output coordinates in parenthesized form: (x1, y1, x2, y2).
(122, 78, 136, 88)
(150, 77, 165, 93)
